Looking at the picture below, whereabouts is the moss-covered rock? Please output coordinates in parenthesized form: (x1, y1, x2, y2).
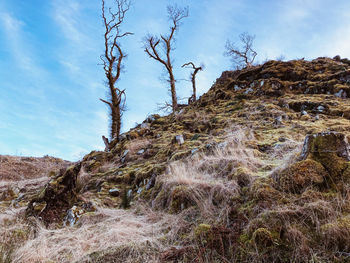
(275, 159, 327, 193)
(26, 162, 82, 225)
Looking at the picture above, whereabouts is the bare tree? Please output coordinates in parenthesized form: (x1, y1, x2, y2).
(225, 32, 257, 69)
(143, 5, 189, 112)
(182, 62, 203, 104)
(100, 0, 132, 142)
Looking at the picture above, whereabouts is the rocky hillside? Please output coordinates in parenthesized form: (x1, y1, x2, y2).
(2, 56, 350, 262)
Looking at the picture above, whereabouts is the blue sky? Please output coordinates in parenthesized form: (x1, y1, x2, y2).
(0, 0, 350, 161)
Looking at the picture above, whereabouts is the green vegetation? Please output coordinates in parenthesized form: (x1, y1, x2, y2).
(2, 57, 350, 262)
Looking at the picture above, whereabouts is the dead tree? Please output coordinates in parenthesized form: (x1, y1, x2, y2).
(143, 5, 189, 112)
(100, 0, 132, 142)
(225, 32, 257, 69)
(182, 62, 203, 103)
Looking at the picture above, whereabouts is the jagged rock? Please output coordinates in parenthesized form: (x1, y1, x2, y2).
(299, 132, 350, 162)
(275, 132, 350, 193)
(26, 162, 82, 225)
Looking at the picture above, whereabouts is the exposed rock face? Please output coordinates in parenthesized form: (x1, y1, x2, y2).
(26, 162, 82, 225)
(299, 132, 350, 179)
(276, 132, 350, 193)
(299, 132, 350, 161)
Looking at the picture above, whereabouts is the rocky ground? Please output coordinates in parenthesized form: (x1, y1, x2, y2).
(2, 56, 350, 262)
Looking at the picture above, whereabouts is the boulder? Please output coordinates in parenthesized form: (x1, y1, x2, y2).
(275, 132, 350, 193)
(26, 162, 82, 225)
(299, 132, 350, 178)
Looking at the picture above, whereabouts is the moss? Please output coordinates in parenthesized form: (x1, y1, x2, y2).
(252, 228, 275, 248)
(194, 224, 211, 238)
(275, 159, 327, 193)
(169, 185, 194, 213)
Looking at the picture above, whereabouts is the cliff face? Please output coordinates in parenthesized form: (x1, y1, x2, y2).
(2, 57, 350, 262)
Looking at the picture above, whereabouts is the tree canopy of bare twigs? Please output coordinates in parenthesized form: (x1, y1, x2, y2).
(143, 5, 189, 113)
(225, 32, 257, 69)
(182, 62, 204, 103)
(100, 0, 133, 142)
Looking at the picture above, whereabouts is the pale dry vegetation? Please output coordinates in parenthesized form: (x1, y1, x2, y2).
(9, 205, 181, 263)
(0, 155, 69, 181)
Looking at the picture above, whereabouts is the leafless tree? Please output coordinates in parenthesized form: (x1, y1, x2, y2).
(143, 5, 189, 112)
(182, 62, 203, 103)
(100, 0, 132, 142)
(225, 32, 257, 69)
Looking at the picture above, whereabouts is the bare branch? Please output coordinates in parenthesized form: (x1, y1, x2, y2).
(182, 61, 203, 103)
(101, 0, 132, 141)
(225, 32, 257, 69)
(143, 5, 189, 112)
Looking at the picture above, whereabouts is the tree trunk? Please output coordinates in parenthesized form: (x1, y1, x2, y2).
(191, 74, 196, 101)
(109, 82, 121, 141)
(170, 73, 177, 112)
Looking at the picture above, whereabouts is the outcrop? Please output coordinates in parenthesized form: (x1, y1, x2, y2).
(2, 56, 350, 262)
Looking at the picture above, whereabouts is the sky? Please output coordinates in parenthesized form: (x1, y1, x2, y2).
(0, 0, 350, 161)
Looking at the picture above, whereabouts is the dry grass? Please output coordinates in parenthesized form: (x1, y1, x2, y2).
(10, 205, 181, 263)
(0, 155, 69, 181)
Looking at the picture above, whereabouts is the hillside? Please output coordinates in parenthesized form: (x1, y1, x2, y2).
(2, 56, 350, 262)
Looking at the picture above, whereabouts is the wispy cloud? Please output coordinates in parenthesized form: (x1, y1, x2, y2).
(0, 12, 45, 78)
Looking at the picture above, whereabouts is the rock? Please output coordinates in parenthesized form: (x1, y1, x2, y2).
(127, 189, 133, 199)
(141, 122, 150, 129)
(335, 89, 346, 98)
(121, 150, 129, 163)
(299, 132, 350, 179)
(278, 137, 286, 142)
(274, 116, 283, 126)
(26, 162, 82, 224)
(299, 132, 350, 161)
(315, 114, 320, 120)
(275, 159, 327, 193)
(137, 149, 145, 155)
(174, 135, 185, 145)
(145, 114, 160, 123)
(63, 205, 82, 227)
(218, 141, 228, 149)
(146, 174, 156, 190)
(191, 148, 199, 154)
(234, 85, 241, 91)
(244, 87, 254, 94)
(301, 110, 308, 116)
(109, 188, 120, 197)
(317, 105, 325, 113)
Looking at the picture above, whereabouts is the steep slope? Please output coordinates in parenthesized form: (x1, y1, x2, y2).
(2, 56, 350, 262)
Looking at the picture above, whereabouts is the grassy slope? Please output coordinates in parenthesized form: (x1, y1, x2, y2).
(2, 57, 350, 262)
